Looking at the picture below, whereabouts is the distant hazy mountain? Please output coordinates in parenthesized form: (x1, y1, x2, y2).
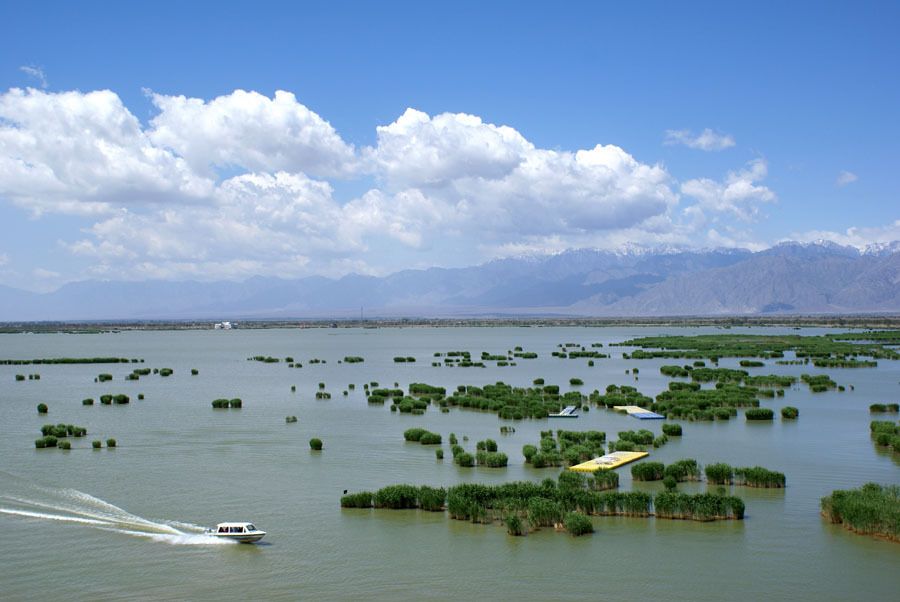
(1, 241, 898, 320)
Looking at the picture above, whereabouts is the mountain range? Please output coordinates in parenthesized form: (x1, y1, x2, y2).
(1, 241, 898, 320)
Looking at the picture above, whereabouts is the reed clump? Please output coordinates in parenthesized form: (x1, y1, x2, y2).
(340, 492, 373, 508)
(40, 423, 87, 439)
(250, 356, 280, 363)
(662, 423, 682, 436)
(418, 486, 446, 511)
(505, 514, 525, 536)
(419, 432, 442, 445)
(35, 424, 89, 448)
(589, 470, 620, 491)
(745, 408, 774, 420)
(801, 373, 837, 393)
(211, 398, 242, 408)
(563, 512, 593, 536)
(653, 491, 745, 521)
(374, 485, 419, 509)
(631, 461, 665, 481)
(456, 452, 475, 467)
(664, 459, 701, 482)
(734, 466, 786, 488)
(476, 451, 508, 467)
(781, 406, 799, 419)
(403, 428, 426, 442)
(821, 483, 899, 542)
(344, 485, 448, 511)
(705, 463, 734, 484)
(869, 421, 900, 450)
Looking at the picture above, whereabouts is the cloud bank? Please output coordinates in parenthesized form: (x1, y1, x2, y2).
(2, 86, 876, 287)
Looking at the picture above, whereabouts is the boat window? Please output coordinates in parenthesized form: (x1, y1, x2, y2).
(246, 524, 256, 531)
(218, 527, 227, 533)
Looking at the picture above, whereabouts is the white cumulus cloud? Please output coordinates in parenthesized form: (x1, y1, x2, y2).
(0, 88, 213, 215)
(369, 109, 676, 239)
(681, 159, 775, 221)
(664, 128, 735, 151)
(148, 89, 357, 178)
(370, 108, 532, 188)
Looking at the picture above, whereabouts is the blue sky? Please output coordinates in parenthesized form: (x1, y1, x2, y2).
(1, 0, 898, 291)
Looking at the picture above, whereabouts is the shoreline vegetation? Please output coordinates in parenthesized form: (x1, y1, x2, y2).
(1, 316, 900, 334)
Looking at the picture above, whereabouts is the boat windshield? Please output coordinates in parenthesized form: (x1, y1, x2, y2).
(246, 524, 256, 531)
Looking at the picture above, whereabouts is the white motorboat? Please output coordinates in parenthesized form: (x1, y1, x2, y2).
(206, 522, 266, 543)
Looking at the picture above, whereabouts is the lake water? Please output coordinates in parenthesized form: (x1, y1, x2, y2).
(1, 326, 898, 601)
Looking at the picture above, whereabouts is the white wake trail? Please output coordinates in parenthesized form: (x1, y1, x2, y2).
(0, 507, 110, 526)
(0, 475, 234, 546)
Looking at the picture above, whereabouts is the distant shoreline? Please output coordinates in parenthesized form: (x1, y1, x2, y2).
(1, 315, 899, 334)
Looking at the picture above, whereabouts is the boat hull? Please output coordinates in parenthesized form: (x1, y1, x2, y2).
(209, 531, 266, 543)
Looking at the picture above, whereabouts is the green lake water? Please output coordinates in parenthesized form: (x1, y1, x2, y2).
(1, 326, 898, 600)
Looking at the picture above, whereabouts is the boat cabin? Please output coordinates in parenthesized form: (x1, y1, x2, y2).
(216, 522, 258, 534)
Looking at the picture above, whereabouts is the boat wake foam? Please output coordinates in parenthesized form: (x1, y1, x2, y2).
(0, 472, 233, 545)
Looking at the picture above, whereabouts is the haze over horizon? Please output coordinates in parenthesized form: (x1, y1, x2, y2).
(1, 1, 898, 299)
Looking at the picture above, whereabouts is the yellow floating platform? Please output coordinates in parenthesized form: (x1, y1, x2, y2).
(612, 405, 665, 419)
(568, 451, 650, 472)
(614, 405, 650, 415)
